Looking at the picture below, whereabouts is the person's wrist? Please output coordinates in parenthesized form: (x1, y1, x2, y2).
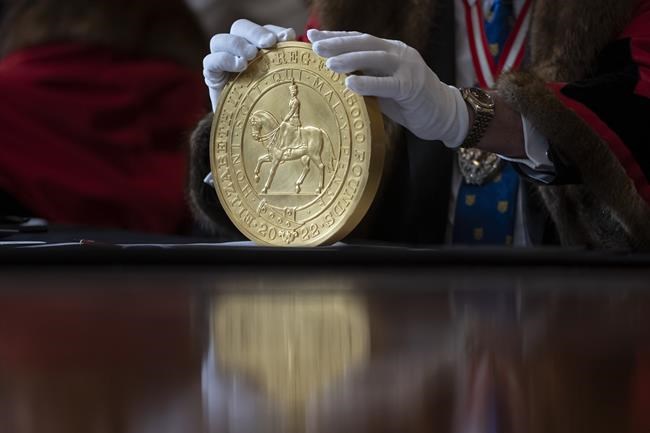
(457, 87, 496, 149)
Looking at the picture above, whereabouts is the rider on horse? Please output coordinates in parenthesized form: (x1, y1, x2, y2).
(274, 80, 304, 158)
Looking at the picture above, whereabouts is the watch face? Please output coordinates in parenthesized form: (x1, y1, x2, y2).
(469, 88, 495, 109)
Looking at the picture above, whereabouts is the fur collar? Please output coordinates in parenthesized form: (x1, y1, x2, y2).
(530, 0, 638, 81)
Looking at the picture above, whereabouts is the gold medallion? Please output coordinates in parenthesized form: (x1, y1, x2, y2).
(210, 42, 385, 246)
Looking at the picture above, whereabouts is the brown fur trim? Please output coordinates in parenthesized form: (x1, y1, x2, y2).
(530, 0, 638, 81)
(0, 0, 206, 68)
(498, 72, 650, 249)
(311, 0, 436, 53)
(188, 114, 242, 239)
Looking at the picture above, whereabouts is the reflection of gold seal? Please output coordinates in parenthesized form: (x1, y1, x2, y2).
(210, 42, 385, 246)
(214, 295, 369, 412)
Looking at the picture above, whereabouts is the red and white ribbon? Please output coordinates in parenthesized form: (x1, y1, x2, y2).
(464, 0, 533, 89)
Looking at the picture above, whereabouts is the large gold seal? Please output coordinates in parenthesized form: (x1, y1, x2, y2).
(210, 42, 385, 246)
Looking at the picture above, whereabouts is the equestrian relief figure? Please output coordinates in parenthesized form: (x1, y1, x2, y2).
(251, 80, 337, 194)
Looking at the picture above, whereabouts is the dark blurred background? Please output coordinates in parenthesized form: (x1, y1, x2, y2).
(0, 0, 309, 237)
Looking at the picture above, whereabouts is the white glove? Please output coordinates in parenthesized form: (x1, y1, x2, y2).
(308, 30, 469, 148)
(204, 19, 296, 111)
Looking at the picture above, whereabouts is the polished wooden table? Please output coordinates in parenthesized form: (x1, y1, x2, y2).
(1, 241, 650, 433)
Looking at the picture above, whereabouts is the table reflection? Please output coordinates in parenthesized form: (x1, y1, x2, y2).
(0, 267, 648, 433)
(0, 287, 202, 433)
(201, 274, 650, 433)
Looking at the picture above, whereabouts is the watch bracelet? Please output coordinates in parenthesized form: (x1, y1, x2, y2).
(461, 111, 491, 149)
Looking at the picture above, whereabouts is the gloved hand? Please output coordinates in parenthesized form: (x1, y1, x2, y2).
(204, 19, 296, 111)
(308, 30, 469, 148)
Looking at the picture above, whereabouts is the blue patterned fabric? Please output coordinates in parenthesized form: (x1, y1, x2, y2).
(452, 163, 519, 245)
(483, 0, 514, 64)
(453, 0, 518, 246)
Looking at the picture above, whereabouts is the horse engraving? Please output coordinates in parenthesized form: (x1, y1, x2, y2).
(249, 81, 337, 194)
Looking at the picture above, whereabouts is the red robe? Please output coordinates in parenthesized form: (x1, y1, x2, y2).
(0, 43, 205, 233)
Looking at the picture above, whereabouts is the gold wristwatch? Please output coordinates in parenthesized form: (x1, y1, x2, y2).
(460, 87, 496, 149)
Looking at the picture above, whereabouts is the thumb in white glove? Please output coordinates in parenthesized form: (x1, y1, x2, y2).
(308, 30, 469, 148)
(204, 19, 296, 111)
